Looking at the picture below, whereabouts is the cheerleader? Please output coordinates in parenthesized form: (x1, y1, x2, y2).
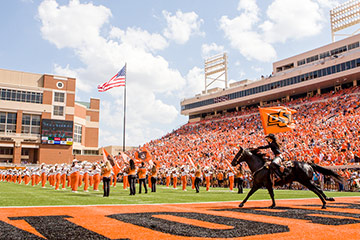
(101, 160, 112, 197)
(195, 165, 202, 193)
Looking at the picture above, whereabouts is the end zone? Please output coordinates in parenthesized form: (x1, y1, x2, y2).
(0, 197, 359, 240)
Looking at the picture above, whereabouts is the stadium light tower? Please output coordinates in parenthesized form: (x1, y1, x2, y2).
(204, 52, 228, 94)
(330, 0, 360, 42)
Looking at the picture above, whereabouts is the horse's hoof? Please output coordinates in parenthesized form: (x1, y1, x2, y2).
(327, 197, 335, 202)
(239, 203, 244, 208)
(322, 205, 326, 209)
(269, 205, 276, 209)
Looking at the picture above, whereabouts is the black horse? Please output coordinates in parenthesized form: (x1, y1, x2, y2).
(231, 147, 343, 209)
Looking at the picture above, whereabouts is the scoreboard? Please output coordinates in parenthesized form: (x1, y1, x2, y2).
(41, 119, 73, 145)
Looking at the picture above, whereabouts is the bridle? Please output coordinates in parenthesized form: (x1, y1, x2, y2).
(233, 147, 245, 165)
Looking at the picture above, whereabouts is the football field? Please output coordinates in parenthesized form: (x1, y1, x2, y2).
(0, 181, 359, 206)
(1, 182, 360, 239)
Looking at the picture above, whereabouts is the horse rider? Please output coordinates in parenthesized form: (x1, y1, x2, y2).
(255, 133, 284, 180)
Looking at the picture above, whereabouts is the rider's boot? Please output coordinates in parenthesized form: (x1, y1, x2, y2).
(270, 163, 284, 181)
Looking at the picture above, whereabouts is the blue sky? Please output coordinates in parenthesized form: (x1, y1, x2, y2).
(0, 0, 349, 147)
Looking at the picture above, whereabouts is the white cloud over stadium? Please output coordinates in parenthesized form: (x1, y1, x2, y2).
(33, 0, 343, 146)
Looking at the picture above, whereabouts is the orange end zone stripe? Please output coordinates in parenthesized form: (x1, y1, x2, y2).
(0, 197, 359, 240)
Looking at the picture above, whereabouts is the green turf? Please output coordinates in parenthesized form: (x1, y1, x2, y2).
(0, 182, 359, 207)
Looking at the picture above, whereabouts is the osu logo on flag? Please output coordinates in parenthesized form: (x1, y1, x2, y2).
(267, 109, 292, 128)
(138, 151, 147, 160)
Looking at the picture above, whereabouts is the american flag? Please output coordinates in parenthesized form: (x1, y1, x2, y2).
(98, 65, 126, 92)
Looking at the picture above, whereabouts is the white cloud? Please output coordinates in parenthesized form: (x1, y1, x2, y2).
(316, 0, 340, 9)
(219, 0, 276, 62)
(38, 0, 112, 49)
(163, 10, 204, 44)
(220, 15, 276, 62)
(109, 27, 168, 52)
(201, 43, 225, 58)
(53, 64, 92, 93)
(180, 66, 204, 98)
(38, 0, 186, 146)
(251, 66, 263, 72)
(219, 0, 337, 62)
(260, 0, 325, 43)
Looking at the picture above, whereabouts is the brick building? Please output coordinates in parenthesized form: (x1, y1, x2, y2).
(0, 68, 99, 164)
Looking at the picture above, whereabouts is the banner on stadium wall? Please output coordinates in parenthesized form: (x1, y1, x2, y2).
(259, 106, 297, 135)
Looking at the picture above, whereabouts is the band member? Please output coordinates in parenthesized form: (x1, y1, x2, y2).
(54, 165, 61, 190)
(180, 166, 188, 191)
(190, 169, 195, 190)
(23, 168, 31, 185)
(204, 167, 211, 191)
(228, 168, 235, 192)
(40, 163, 47, 188)
(60, 165, 67, 190)
(92, 164, 101, 191)
(123, 171, 129, 190)
(172, 168, 178, 189)
(70, 160, 81, 193)
(83, 163, 90, 192)
(166, 170, 171, 188)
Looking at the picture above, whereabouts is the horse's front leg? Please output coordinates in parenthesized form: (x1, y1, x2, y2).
(239, 185, 260, 207)
(266, 185, 276, 208)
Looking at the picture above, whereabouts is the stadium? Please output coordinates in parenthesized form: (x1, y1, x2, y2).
(1, 0, 360, 239)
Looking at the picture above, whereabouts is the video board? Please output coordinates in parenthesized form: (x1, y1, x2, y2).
(41, 119, 73, 145)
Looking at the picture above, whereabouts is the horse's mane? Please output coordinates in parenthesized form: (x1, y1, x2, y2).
(249, 149, 267, 163)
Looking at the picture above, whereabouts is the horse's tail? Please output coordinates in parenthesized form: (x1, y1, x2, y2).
(310, 163, 344, 183)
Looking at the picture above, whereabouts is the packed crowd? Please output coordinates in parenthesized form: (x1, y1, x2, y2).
(2, 86, 360, 193)
(145, 86, 360, 169)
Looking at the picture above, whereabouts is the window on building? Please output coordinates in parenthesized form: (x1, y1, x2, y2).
(83, 150, 99, 155)
(74, 124, 82, 143)
(320, 51, 330, 59)
(297, 59, 306, 66)
(0, 148, 13, 155)
(348, 42, 359, 50)
(0, 112, 17, 134)
(53, 106, 64, 116)
(73, 149, 81, 155)
(21, 148, 29, 156)
(0, 89, 43, 104)
(22, 114, 41, 135)
(54, 92, 65, 103)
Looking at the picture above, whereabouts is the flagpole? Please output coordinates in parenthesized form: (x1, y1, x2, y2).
(123, 63, 127, 152)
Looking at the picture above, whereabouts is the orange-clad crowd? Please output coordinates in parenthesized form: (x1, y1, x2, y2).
(132, 86, 360, 190)
(145, 87, 360, 168)
(2, 86, 360, 193)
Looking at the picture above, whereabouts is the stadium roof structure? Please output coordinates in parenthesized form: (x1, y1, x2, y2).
(181, 33, 360, 122)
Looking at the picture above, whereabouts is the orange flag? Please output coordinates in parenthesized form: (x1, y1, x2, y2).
(120, 152, 129, 162)
(259, 106, 297, 135)
(102, 148, 120, 173)
(134, 148, 152, 162)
